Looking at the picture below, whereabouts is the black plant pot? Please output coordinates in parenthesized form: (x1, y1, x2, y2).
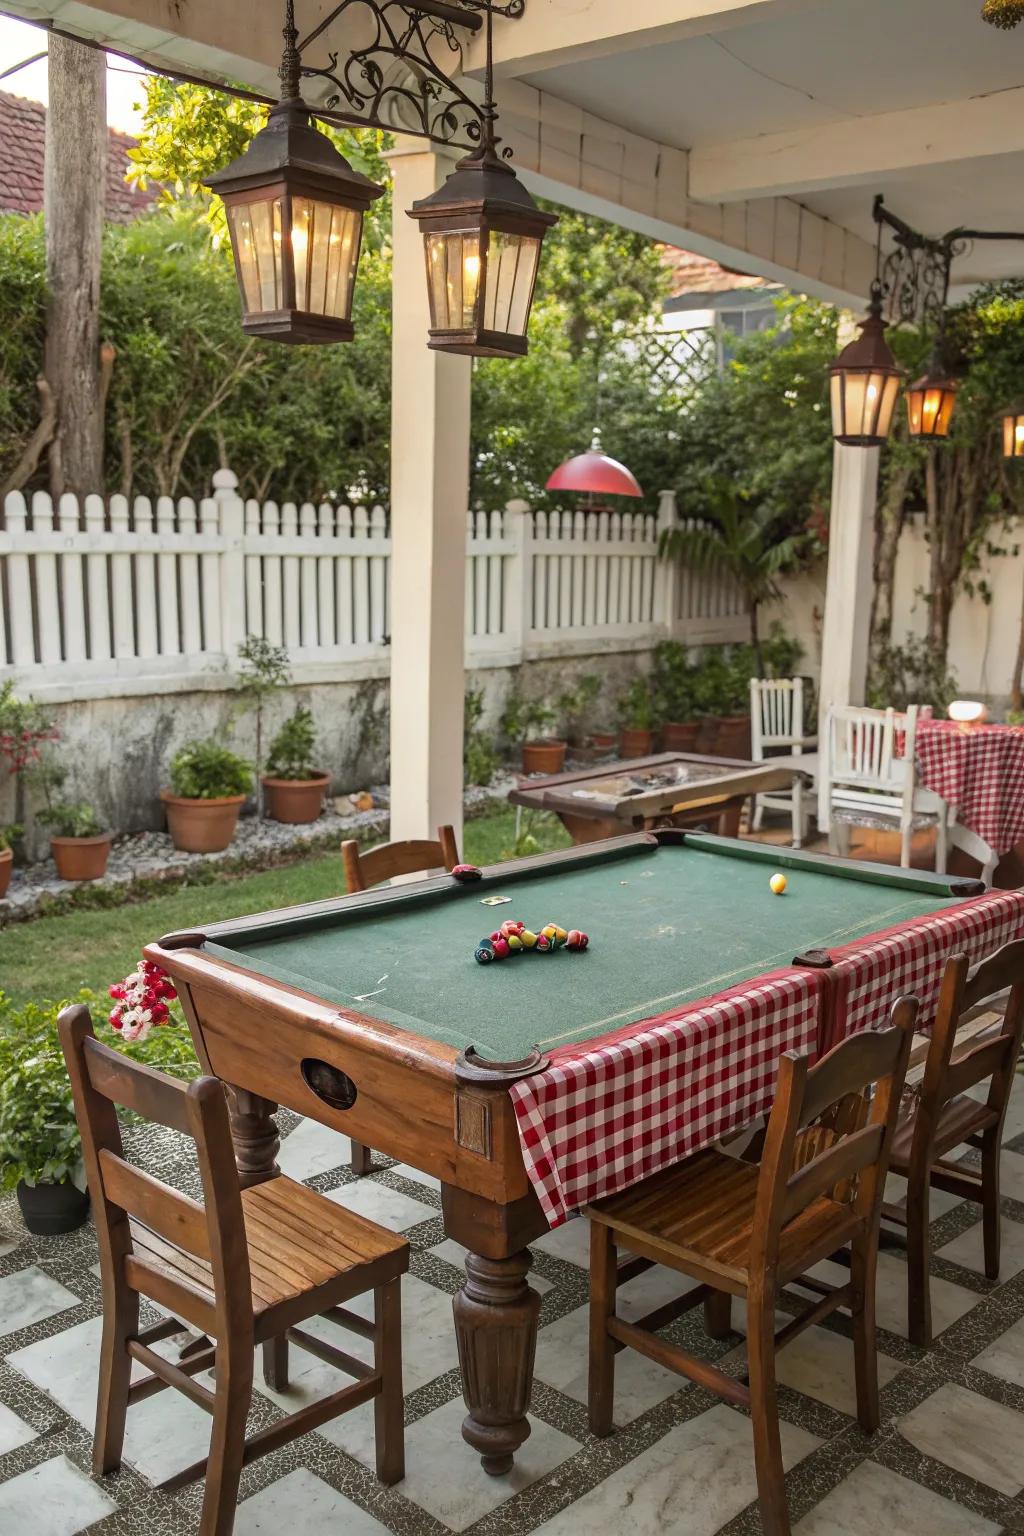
(16, 1178, 90, 1236)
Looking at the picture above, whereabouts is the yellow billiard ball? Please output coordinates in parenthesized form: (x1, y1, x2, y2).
(769, 873, 788, 895)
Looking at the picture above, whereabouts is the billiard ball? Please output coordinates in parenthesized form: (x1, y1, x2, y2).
(492, 936, 511, 959)
(520, 929, 538, 949)
(452, 864, 482, 883)
(475, 942, 495, 965)
(769, 873, 788, 895)
(566, 929, 589, 950)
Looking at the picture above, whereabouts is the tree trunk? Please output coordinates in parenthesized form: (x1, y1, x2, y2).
(1012, 570, 1024, 715)
(869, 459, 913, 675)
(44, 35, 106, 497)
(749, 601, 764, 679)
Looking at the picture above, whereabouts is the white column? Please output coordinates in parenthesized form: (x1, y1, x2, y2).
(386, 142, 472, 845)
(817, 441, 880, 826)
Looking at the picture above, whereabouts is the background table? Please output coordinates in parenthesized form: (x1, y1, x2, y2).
(917, 718, 1024, 882)
(508, 751, 807, 843)
(149, 832, 1022, 1474)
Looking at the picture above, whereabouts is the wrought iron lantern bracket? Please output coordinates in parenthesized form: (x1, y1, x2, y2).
(293, 0, 525, 153)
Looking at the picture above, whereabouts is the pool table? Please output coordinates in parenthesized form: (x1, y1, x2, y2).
(148, 832, 990, 1474)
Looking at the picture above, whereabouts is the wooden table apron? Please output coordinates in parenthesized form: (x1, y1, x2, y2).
(146, 937, 549, 1477)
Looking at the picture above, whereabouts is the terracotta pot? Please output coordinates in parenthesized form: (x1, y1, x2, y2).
(620, 727, 654, 759)
(715, 714, 752, 758)
(588, 731, 618, 752)
(521, 739, 567, 775)
(262, 773, 330, 825)
(0, 846, 12, 899)
(661, 720, 701, 752)
(17, 1178, 90, 1236)
(160, 790, 245, 853)
(50, 834, 111, 882)
(695, 716, 723, 754)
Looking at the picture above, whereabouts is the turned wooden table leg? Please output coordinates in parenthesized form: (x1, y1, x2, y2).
(453, 1249, 541, 1476)
(226, 1088, 281, 1188)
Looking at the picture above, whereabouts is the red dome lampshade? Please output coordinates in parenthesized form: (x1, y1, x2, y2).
(546, 430, 642, 498)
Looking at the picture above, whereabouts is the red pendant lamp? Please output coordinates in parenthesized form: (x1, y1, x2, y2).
(546, 430, 643, 499)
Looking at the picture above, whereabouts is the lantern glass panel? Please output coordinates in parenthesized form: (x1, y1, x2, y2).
(425, 229, 484, 330)
(290, 197, 362, 320)
(227, 198, 283, 314)
(1002, 411, 1024, 458)
(483, 231, 540, 337)
(907, 384, 955, 438)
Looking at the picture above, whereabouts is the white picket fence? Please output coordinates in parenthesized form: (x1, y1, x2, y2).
(0, 471, 747, 699)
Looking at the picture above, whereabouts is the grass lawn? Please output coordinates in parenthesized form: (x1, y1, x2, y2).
(0, 807, 570, 1009)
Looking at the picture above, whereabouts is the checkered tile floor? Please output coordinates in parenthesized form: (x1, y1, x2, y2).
(4, 1076, 1024, 1536)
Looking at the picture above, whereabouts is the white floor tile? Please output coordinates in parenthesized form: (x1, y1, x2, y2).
(532, 1216, 590, 1267)
(898, 1381, 1024, 1496)
(254, 1274, 459, 1412)
(773, 1325, 903, 1417)
(0, 1267, 80, 1337)
(536, 1303, 684, 1423)
(276, 1118, 351, 1180)
(534, 1404, 818, 1536)
(885, 1172, 963, 1221)
(322, 1393, 579, 1531)
(392, 1162, 442, 1191)
(794, 1459, 1001, 1535)
(235, 1468, 391, 1536)
(0, 1455, 117, 1534)
(807, 1254, 976, 1341)
(0, 1399, 37, 1455)
(972, 1314, 1024, 1387)
(938, 1214, 1024, 1277)
(995, 1150, 1024, 1204)
(10, 1314, 216, 1485)
(327, 1180, 435, 1232)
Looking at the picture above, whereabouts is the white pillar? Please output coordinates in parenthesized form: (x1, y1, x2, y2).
(386, 142, 472, 845)
(817, 441, 880, 827)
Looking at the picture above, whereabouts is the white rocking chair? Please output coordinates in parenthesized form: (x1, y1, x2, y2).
(750, 676, 817, 849)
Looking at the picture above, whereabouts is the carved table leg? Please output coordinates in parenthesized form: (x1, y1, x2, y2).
(452, 1249, 542, 1476)
(226, 1088, 281, 1187)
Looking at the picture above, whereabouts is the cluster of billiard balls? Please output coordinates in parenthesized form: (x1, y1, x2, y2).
(475, 919, 589, 965)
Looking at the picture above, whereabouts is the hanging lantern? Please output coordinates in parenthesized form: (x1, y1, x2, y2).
(1000, 402, 1024, 458)
(205, 4, 384, 344)
(906, 369, 958, 440)
(407, 142, 557, 358)
(546, 431, 643, 498)
(827, 285, 903, 447)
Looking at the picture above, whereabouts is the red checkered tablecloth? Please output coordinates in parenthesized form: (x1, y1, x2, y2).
(917, 718, 1024, 857)
(510, 887, 1024, 1227)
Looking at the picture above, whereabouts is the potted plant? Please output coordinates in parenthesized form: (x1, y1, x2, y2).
(39, 801, 112, 882)
(262, 707, 330, 824)
(502, 692, 566, 775)
(0, 824, 20, 899)
(557, 674, 601, 750)
(618, 678, 656, 758)
(651, 642, 700, 752)
(235, 636, 291, 817)
(161, 738, 253, 852)
(0, 1039, 88, 1236)
(464, 688, 498, 788)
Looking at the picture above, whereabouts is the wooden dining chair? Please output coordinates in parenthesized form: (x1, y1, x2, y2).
(341, 824, 460, 895)
(341, 823, 460, 1173)
(585, 995, 918, 1536)
(59, 1005, 408, 1536)
(884, 940, 1024, 1347)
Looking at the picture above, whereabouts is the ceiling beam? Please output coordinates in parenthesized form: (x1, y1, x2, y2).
(471, 0, 817, 79)
(689, 88, 1024, 203)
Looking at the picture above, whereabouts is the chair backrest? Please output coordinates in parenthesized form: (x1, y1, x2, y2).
(341, 824, 460, 893)
(916, 940, 1024, 1143)
(58, 1005, 250, 1342)
(824, 704, 920, 814)
(750, 677, 806, 759)
(749, 994, 918, 1274)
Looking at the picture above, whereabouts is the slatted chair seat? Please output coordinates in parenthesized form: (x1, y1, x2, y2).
(127, 1176, 405, 1326)
(881, 941, 1024, 1347)
(585, 995, 918, 1536)
(589, 1150, 862, 1289)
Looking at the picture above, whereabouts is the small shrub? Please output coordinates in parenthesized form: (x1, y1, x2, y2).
(557, 674, 601, 745)
(37, 802, 103, 838)
(266, 707, 318, 781)
(169, 739, 253, 799)
(464, 689, 498, 787)
(0, 823, 22, 852)
(650, 642, 695, 723)
(618, 677, 655, 731)
(500, 692, 557, 744)
(867, 636, 959, 714)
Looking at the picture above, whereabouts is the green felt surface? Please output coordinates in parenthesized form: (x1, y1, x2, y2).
(204, 839, 965, 1058)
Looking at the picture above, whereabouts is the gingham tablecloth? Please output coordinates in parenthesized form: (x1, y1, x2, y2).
(510, 887, 1024, 1227)
(917, 718, 1024, 856)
